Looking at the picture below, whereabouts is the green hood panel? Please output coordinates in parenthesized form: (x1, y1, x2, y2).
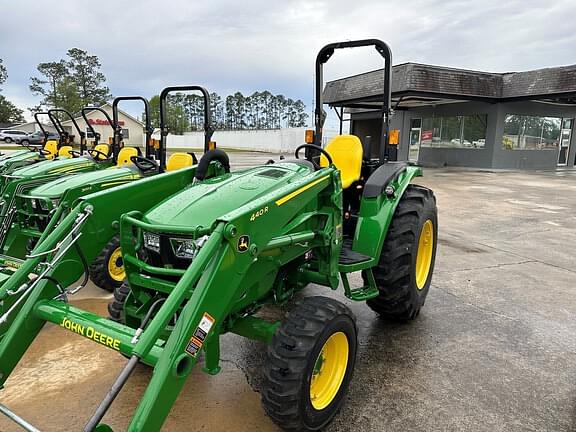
(28, 167, 139, 199)
(0, 150, 33, 161)
(9, 157, 97, 178)
(0, 151, 39, 166)
(144, 162, 315, 229)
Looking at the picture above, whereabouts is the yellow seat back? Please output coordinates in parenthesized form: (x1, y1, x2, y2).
(93, 144, 110, 160)
(167, 152, 194, 171)
(320, 135, 363, 188)
(58, 146, 73, 158)
(43, 140, 59, 160)
(116, 147, 139, 167)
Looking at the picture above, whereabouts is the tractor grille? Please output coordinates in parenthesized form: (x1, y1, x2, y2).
(21, 198, 53, 232)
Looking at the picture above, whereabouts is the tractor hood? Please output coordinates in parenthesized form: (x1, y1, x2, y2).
(0, 150, 31, 161)
(143, 162, 315, 229)
(28, 167, 138, 199)
(0, 151, 38, 166)
(8, 157, 97, 178)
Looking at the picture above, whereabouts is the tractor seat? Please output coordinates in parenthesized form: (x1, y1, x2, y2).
(320, 135, 363, 189)
(58, 146, 73, 158)
(167, 152, 194, 171)
(93, 144, 111, 160)
(116, 147, 139, 167)
(43, 140, 59, 160)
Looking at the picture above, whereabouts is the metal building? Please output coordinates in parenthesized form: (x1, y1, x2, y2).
(324, 63, 576, 169)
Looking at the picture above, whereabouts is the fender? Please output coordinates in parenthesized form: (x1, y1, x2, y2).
(351, 163, 423, 267)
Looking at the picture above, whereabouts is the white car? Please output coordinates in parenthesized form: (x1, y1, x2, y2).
(0, 130, 29, 143)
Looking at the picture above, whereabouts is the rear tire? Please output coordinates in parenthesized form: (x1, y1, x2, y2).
(366, 184, 438, 320)
(262, 296, 357, 431)
(4, 137, 12, 143)
(89, 236, 125, 292)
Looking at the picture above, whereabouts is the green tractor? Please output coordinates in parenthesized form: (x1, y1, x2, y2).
(0, 39, 437, 431)
(0, 106, 119, 262)
(0, 111, 78, 175)
(0, 90, 210, 291)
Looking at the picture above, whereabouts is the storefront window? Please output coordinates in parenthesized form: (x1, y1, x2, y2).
(420, 115, 486, 148)
(502, 115, 562, 150)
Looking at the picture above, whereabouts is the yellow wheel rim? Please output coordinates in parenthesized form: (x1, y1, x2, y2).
(310, 332, 349, 410)
(415, 219, 434, 289)
(107, 247, 125, 282)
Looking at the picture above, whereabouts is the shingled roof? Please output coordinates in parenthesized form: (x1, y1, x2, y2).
(324, 63, 576, 105)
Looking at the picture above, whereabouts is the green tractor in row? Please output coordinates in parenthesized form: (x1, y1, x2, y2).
(0, 91, 210, 292)
(0, 110, 83, 175)
(0, 39, 437, 431)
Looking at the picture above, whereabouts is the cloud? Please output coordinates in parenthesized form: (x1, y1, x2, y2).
(1, 0, 575, 122)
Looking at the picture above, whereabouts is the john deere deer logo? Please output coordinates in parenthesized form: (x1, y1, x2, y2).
(237, 235, 250, 252)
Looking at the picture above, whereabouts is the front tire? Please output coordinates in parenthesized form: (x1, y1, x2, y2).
(108, 283, 130, 322)
(20, 139, 29, 146)
(262, 296, 357, 431)
(89, 236, 125, 292)
(366, 184, 438, 320)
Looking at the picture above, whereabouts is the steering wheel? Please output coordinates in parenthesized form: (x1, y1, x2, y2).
(294, 144, 333, 169)
(20, 142, 37, 152)
(88, 149, 110, 161)
(130, 156, 159, 173)
(68, 150, 83, 158)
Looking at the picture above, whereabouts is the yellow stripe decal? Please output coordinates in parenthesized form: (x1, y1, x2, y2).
(275, 175, 330, 206)
(101, 180, 131, 187)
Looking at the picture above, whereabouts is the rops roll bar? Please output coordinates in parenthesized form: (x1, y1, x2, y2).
(314, 39, 393, 163)
(81, 107, 115, 149)
(159, 86, 213, 172)
(47, 109, 87, 153)
(112, 97, 154, 160)
(33, 112, 51, 143)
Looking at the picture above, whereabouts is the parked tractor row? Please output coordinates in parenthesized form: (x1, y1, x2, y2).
(0, 39, 437, 432)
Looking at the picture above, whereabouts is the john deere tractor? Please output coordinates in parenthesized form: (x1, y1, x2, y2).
(0, 111, 74, 175)
(0, 39, 437, 432)
(0, 90, 209, 292)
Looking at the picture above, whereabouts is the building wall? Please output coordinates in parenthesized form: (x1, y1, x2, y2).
(61, 106, 144, 147)
(162, 128, 339, 153)
(351, 100, 576, 169)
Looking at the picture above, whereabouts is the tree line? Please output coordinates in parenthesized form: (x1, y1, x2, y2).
(147, 91, 308, 134)
(1, 48, 308, 131)
(0, 59, 25, 123)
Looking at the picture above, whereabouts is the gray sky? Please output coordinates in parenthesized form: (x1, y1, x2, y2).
(1, 0, 575, 123)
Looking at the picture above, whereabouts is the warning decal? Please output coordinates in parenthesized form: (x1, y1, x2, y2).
(185, 312, 215, 358)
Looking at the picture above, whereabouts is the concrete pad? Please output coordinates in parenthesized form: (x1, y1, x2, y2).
(1, 162, 576, 431)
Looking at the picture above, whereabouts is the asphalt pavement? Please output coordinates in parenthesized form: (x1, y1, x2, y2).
(0, 154, 575, 431)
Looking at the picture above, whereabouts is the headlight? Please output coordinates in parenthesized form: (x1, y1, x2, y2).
(143, 231, 160, 253)
(39, 199, 50, 211)
(31, 200, 37, 210)
(170, 235, 208, 259)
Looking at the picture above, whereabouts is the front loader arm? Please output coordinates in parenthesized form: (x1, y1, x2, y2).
(0, 167, 200, 343)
